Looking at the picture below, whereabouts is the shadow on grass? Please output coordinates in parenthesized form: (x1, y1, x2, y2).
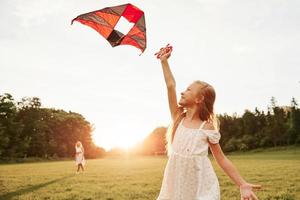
(0, 174, 74, 200)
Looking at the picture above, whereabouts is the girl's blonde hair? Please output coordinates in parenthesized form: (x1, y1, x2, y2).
(166, 81, 219, 155)
(75, 141, 83, 148)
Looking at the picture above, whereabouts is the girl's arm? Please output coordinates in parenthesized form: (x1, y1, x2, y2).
(159, 47, 180, 120)
(209, 143, 261, 200)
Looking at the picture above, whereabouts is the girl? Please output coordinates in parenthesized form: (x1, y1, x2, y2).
(75, 141, 85, 174)
(156, 46, 261, 200)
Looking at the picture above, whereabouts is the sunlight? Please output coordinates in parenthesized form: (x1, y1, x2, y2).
(92, 129, 143, 150)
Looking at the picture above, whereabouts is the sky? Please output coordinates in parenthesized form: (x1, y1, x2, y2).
(1, 0, 299, 150)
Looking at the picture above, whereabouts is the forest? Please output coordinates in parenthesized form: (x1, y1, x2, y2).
(0, 93, 105, 159)
(1, 93, 299, 159)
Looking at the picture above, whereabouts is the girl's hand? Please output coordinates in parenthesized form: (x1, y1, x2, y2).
(240, 183, 261, 200)
(155, 44, 173, 61)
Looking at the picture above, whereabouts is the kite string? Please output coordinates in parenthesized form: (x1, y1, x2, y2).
(154, 44, 173, 59)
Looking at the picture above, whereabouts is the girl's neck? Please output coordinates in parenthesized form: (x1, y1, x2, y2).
(184, 106, 201, 121)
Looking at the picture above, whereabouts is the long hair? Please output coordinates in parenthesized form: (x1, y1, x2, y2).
(166, 81, 219, 155)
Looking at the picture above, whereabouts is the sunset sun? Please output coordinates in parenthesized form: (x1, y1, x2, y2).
(92, 128, 145, 150)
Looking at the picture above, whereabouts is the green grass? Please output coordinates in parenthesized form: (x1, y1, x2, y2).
(0, 148, 299, 200)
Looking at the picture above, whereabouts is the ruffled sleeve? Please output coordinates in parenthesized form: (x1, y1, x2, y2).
(203, 130, 221, 144)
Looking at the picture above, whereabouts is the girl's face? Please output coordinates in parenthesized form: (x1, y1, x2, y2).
(179, 83, 203, 107)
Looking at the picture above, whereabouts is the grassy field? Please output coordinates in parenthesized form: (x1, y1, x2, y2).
(0, 147, 299, 200)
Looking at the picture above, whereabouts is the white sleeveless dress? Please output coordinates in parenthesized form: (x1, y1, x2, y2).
(157, 119, 221, 200)
(75, 147, 85, 166)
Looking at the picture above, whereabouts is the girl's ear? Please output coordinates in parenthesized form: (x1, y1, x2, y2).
(195, 95, 204, 104)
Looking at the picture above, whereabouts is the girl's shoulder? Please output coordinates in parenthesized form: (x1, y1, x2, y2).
(76, 146, 82, 151)
(202, 121, 221, 144)
(202, 121, 215, 131)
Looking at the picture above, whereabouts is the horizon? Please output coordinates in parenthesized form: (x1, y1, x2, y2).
(3, 92, 297, 151)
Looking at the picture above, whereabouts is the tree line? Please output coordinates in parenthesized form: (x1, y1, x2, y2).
(0, 93, 105, 160)
(218, 97, 300, 151)
(138, 97, 300, 155)
(1, 93, 299, 159)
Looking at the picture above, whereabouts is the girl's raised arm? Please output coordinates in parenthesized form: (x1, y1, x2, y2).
(158, 47, 180, 121)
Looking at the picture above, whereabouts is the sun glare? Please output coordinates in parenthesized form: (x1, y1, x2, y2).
(92, 130, 143, 151)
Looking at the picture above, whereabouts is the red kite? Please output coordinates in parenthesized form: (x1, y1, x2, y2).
(71, 3, 146, 53)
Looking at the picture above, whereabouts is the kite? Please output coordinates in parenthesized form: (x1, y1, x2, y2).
(71, 3, 146, 53)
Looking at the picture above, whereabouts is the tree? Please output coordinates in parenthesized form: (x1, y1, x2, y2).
(141, 127, 167, 155)
(0, 93, 103, 159)
(0, 93, 25, 158)
(287, 98, 300, 144)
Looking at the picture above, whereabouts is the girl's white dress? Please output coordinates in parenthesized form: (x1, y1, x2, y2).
(157, 119, 221, 200)
(75, 147, 85, 166)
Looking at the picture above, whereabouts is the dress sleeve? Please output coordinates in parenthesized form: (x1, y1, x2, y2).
(203, 130, 221, 144)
